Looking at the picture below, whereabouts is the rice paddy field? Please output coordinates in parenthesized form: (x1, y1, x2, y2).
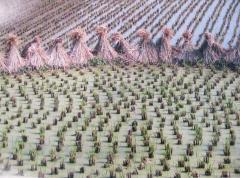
(0, 0, 240, 177)
(0, 0, 240, 51)
(0, 64, 240, 178)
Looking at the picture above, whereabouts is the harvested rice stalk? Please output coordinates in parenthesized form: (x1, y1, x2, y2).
(0, 52, 8, 72)
(176, 31, 200, 63)
(47, 38, 71, 70)
(5, 34, 25, 73)
(156, 28, 178, 64)
(112, 32, 139, 64)
(198, 32, 226, 64)
(93, 26, 118, 63)
(225, 37, 240, 64)
(136, 29, 158, 64)
(25, 36, 47, 70)
(69, 28, 93, 66)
